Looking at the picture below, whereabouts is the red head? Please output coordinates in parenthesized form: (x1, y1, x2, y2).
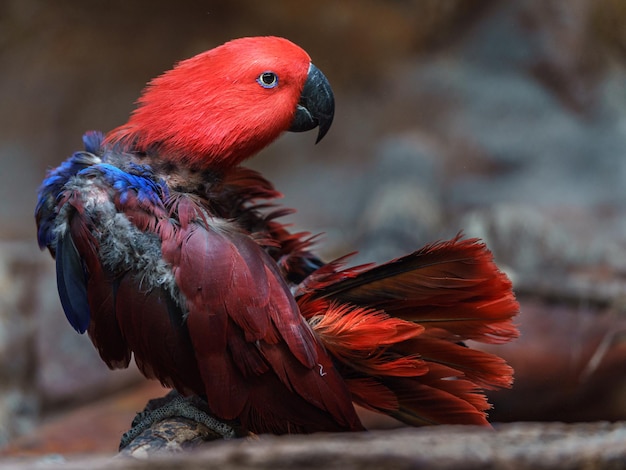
(106, 36, 334, 170)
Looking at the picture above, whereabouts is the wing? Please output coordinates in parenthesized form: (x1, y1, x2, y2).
(36, 132, 129, 366)
(161, 195, 362, 433)
(36, 142, 203, 389)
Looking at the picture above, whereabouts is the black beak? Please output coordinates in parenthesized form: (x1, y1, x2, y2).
(288, 63, 334, 143)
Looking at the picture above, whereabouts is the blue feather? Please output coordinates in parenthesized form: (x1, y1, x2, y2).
(56, 234, 91, 334)
(82, 130, 104, 154)
(78, 163, 168, 207)
(36, 133, 103, 250)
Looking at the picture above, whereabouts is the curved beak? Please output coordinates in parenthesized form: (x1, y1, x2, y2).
(288, 63, 334, 143)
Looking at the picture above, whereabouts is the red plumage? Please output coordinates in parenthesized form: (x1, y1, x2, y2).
(37, 36, 519, 436)
(106, 37, 312, 169)
(298, 236, 517, 426)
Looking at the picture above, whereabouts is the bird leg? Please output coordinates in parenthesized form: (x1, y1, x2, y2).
(119, 390, 238, 451)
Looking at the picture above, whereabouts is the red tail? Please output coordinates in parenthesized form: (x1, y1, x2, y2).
(298, 236, 519, 426)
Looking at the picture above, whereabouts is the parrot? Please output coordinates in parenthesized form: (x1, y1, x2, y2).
(35, 36, 519, 438)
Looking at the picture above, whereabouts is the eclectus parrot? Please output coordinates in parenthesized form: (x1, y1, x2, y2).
(36, 36, 519, 436)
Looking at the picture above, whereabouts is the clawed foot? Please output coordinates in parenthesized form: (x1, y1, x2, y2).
(119, 390, 237, 451)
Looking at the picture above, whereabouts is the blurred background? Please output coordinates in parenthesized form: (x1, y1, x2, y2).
(2, 0, 626, 455)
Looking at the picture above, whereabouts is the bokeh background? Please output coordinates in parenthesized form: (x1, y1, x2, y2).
(2, 0, 626, 455)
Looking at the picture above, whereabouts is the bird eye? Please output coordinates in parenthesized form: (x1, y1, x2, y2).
(257, 71, 278, 89)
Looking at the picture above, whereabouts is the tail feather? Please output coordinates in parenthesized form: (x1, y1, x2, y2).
(307, 236, 518, 344)
(302, 236, 519, 426)
(346, 372, 491, 426)
(397, 330, 514, 389)
(384, 375, 490, 426)
(344, 378, 398, 412)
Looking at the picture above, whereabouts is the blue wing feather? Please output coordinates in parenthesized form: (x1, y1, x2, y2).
(77, 163, 168, 207)
(55, 232, 91, 334)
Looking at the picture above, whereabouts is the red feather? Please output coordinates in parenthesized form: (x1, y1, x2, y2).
(383, 375, 491, 426)
(113, 274, 204, 396)
(305, 300, 427, 377)
(160, 196, 362, 432)
(303, 236, 519, 344)
(299, 236, 518, 426)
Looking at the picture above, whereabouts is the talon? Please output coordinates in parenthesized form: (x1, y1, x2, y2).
(119, 391, 236, 451)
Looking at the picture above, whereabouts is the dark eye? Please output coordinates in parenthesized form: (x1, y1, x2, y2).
(257, 71, 278, 89)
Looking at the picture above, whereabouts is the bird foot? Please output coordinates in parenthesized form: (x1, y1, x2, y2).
(119, 390, 237, 451)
